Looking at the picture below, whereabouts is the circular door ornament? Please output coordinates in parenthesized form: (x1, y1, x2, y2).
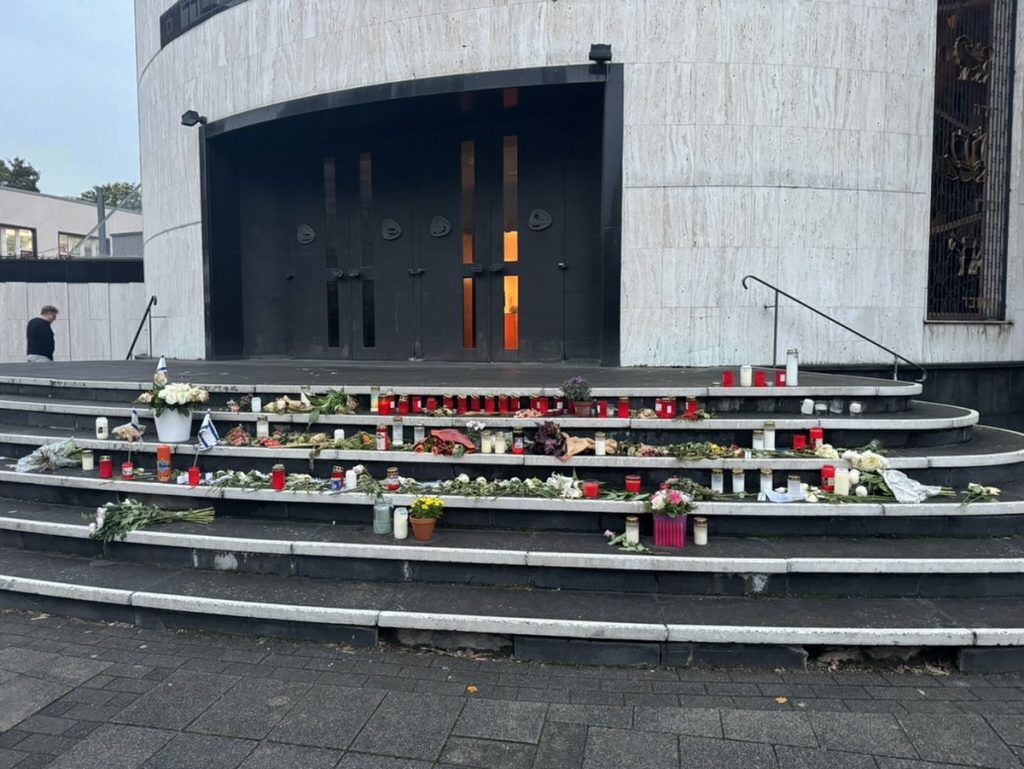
(296, 224, 316, 245)
(429, 216, 451, 238)
(528, 209, 553, 231)
(382, 219, 402, 241)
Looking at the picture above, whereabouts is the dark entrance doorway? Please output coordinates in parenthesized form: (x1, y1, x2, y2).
(205, 72, 617, 363)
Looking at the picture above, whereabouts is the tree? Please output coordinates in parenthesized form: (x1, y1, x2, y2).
(0, 157, 41, 191)
(80, 182, 141, 211)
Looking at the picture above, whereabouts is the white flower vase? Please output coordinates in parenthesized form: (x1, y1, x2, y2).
(154, 409, 193, 443)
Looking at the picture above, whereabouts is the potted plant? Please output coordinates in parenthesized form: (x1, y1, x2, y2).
(409, 495, 444, 541)
(561, 375, 593, 417)
(647, 481, 696, 548)
(137, 382, 210, 443)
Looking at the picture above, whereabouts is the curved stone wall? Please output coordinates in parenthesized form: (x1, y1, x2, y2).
(136, 0, 1023, 366)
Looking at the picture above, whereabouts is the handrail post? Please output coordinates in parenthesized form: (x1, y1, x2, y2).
(126, 295, 158, 360)
(771, 290, 779, 369)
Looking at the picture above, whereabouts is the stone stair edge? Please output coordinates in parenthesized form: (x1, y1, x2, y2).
(5, 511, 1024, 574)
(2, 469, 1022, 517)
(1, 428, 1018, 471)
(0, 569, 1020, 647)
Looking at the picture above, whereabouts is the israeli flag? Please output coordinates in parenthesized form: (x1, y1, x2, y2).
(195, 410, 220, 452)
(154, 355, 168, 386)
(131, 407, 141, 432)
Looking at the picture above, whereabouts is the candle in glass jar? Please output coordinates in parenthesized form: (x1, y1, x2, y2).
(95, 417, 108, 439)
(759, 468, 774, 495)
(471, 396, 481, 412)
(722, 370, 734, 387)
(814, 401, 828, 415)
(480, 430, 493, 453)
(498, 395, 509, 414)
(625, 474, 641, 493)
(369, 386, 380, 413)
(256, 416, 269, 439)
(731, 468, 746, 494)
(596, 399, 608, 418)
(834, 468, 851, 496)
(710, 468, 724, 494)
(188, 465, 201, 486)
(413, 422, 426, 444)
(684, 398, 698, 418)
(376, 425, 389, 451)
(775, 370, 786, 386)
(271, 464, 286, 490)
(800, 398, 815, 415)
(625, 516, 640, 544)
(809, 427, 824, 448)
(594, 431, 606, 456)
(754, 370, 766, 387)
(820, 464, 835, 493)
(411, 395, 422, 413)
(793, 434, 808, 451)
(512, 428, 525, 455)
(740, 365, 753, 387)
(763, 421, 776, 450)
(393, 507, 409, 539)
(386, 467, 401, 492)
(849, 401, 863, 415)
(250, 396, 262, 413)
(752, 429, 765, 450)
(379, 395, 392, 415)
(493, 432, 507, 454)
(582, 479, 600, 498)
(344, 469, 358, 490)
(457, 396, 468, 414)
(785, 348, 799, 386)
(334, 428, 346, 442)
(398, 396, 410, 415)
(98, 455, 113, 479)
(617, 397, 630, 418)
(121, 460, 134, 480)
(426, 396, 438, 411)
(80, 450, 94, 471)
(330, 466, 344, 491)
(392, 417, 404, 446)
(693, 516, 709, 546)
(787, 474, 802, 496)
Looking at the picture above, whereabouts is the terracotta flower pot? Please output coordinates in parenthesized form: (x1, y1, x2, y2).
(410, 516, 437, 542)
(572, 400, 594, 417)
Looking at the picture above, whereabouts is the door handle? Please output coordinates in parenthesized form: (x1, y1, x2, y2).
(469, 263, 483, 274)
(347, 268, 361, 278)
(332, 269, 346, 279)
(557, 262, 567, 270)
(490, 264, 504, 273)
(408, 268, 425, 276)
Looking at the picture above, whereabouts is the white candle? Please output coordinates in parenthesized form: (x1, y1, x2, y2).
(594, 432, 606, 456)
(787, 474, 802, 496)
(785, 348, 799, 386)
(834, 468, 851, 496)
(493, 432, 507, 454)
(250, 396, 262, 413)
(849, 401, 863, 415)
(480, 431, 493, 453)
(693, 516, 708, 546)
(625, 516, 639, 544)
(370, 386, 380, 413)
(94, 417, 108, 439)
(256, 416, 269, 438)
(392, 417, 404, 446)
(413, 422, 426, 443)
(763, 421, 776, 451)
(710, 469, 724, 494)
(752, 430, 765, 450)
(333, 428, 346, 442)
(731, 469, 746, 494)
(739, 365, 753, 387)
(759, 469, 773, 494)
(81, 451, 94, 471)
(344, 469, 358, 490)
(393, 507, 408, 539)
(801, 398, 814, 415)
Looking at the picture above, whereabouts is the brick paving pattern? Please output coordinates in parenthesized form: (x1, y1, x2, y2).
(2, 610, 1024, 768)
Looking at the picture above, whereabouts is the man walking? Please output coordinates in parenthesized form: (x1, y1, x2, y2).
(26, 305, 58, 362)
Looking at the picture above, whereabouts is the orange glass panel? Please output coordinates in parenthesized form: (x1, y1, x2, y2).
(503, 275, 519, 351)
(462, 278, 475, 349)
(502, 136, 518, 263)
(503, 230, 518, 263)
(461, 141, 475, 264)
(502, 88, 518, 108)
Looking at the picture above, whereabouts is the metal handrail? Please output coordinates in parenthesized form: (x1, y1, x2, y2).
(125, 295, 158, 360)
(741, 275, 927, 383)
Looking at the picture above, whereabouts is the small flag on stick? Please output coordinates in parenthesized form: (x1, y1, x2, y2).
(154, 355, 168, 387)
(195, 411, 219, 454)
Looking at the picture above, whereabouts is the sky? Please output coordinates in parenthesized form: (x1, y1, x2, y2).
(0, 0, 139, 198)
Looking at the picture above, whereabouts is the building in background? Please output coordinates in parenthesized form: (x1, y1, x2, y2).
(0, 187, 146, 363)
(135, 0, 1021, 372)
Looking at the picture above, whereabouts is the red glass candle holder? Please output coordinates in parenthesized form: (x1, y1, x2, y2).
(188, 466, 201, 487)
(722, 370, 734, 387)
(754, 370, 766, 387)
(582, 479, 600, 499)
(617, 398, 631, 418)
(398, 396, 410, 415)
(625, 474, 641, 493)
(661, 398, 677, 419)
(457, 396, 468, 414)
(809, 427, 824, 447)
(470, 396, 481, 412)
(120, 461, 134, 480)
(820, 464, 835, 493)
(684, 398, 698, 418)
(536, 396, 549, 413)
(98, 455, 113, 479)
(653, 514, 686, 548)
(498, 395, 509, 414)
(426, 396, 438, 411)
(379, 398, 392, 416)
(484, 396, 496, 413)
(596, 399, 608, 418)
(411, 396, 422, 413)
(792, 434, 807, 450)
(443, 395, 454, 410)
(271, 464, 287, 491)
(775, 370, 786, 386)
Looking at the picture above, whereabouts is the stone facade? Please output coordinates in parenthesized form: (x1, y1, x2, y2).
(135, 0, 1023, 367)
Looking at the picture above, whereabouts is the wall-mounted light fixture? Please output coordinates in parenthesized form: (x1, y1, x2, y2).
(589, 43, 612, 64)
(180, 110, 207, 127)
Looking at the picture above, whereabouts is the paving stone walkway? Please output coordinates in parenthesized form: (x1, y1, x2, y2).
(2, 611, 1024, 768)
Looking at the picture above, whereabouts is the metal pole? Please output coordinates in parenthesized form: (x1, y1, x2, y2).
(96, 188, 109, 256)
(771, 291, 779, 368)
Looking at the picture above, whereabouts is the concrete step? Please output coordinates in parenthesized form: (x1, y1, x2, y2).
(2, 545, 1024, 667)
(4, 498, 1024, 598)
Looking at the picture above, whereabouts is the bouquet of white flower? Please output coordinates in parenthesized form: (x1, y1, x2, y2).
(138, 382, 210, 416)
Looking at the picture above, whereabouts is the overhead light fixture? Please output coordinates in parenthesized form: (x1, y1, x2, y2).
(589, 43, 612, 64)
(181, 109, 207, 127)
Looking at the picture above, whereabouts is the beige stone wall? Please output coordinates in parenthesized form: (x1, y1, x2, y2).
(136, 0, 1023, 367)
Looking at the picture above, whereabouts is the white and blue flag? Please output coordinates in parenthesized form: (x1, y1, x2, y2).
(195, 411, 220, 452)
(154, 355, 168, 386)
(130, 407, 141, 433)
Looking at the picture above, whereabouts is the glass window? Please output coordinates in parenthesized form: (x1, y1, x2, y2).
(0, 225, 36, 259)
(57, 232, 99, 257)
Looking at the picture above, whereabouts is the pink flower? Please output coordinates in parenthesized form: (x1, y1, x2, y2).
(668, 490, 683, 505)
(603, 529, 614, 538)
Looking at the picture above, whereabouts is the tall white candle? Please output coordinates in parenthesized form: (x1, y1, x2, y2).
(785, 348, 799, 387)
(344, 469, 358, 490)
(834, 468, 851, 496)
(250, 396, 262, 413)
(95, 417, 108, 439)
(693, 517, 708, 546)
(393, 507, 409, 540)
(739, 365, 753, 387)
